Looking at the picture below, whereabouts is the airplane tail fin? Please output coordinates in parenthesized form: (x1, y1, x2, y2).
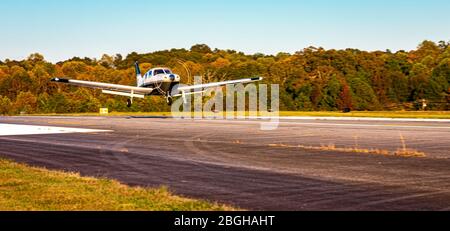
(134, 61, 143, 86)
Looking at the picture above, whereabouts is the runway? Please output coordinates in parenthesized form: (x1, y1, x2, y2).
(1, 116, 450, 210)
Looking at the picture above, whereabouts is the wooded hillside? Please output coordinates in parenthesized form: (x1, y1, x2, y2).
(0, 41, 449, 114)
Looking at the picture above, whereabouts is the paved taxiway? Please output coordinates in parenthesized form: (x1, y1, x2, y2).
(0, 116, 450, 210)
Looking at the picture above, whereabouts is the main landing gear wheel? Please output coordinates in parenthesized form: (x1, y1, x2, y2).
(127, 98, 132, 108)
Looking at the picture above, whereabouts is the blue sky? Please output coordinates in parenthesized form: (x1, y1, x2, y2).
(1, 0, 450, 62)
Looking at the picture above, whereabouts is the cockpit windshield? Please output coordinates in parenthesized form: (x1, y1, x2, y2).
(164, 69, 172, 74)
(154, 69, 165, 75)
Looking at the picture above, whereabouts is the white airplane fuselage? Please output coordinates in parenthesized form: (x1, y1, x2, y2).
(137, 67, 181, 96)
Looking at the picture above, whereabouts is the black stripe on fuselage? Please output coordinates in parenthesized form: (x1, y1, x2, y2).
(142, 82, 178, 95)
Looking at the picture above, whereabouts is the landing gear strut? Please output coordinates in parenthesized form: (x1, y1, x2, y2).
(166, 96, 173, 106)
(127, 98, 132, 108)
(165, 91, 174, 106)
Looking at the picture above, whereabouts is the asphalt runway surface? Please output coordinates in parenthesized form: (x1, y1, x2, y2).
(1, 116, 450, 211)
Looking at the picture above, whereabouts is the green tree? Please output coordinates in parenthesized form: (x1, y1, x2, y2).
(426, 58, 450, 107)
(409, 63, 431, 100)
(38, 92, 68, 113)
(349, 78, 380, 110)
(190, 44, 212, 54)
(319, 76, 342, 110)
(0, 95, 12, 115)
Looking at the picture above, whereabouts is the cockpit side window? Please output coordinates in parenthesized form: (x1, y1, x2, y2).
(147, 70, 152, 77)
(164, 69, 172, 74)
(154, 69, 165, 75)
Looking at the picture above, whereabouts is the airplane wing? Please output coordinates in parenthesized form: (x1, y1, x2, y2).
(173, 77, 263, 103)
(51, 78, 153, 98)
(177, 77, 263, 92)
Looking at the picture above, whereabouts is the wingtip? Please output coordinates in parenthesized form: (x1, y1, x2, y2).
(51, 78, 69, 83)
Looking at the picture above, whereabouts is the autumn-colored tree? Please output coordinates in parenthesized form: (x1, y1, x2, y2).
(12, 91, 37, 114)
(337, 84, 353, 110)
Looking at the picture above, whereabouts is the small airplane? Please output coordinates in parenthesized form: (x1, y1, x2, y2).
(51, 62, 262, 107)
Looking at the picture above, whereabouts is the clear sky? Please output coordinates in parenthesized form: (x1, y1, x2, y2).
(1, 0, 450, 62)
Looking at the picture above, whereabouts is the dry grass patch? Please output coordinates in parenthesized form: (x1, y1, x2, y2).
(268, 143, 426, 158)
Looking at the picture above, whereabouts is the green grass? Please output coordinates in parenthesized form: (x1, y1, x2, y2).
(26, 111, 450, 119)
(0, 159, 235, 211)
(29, 112, 175, 117)
(277, 111, 450, 119)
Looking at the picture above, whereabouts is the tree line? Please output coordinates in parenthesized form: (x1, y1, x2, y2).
(0, 41, 449, 115)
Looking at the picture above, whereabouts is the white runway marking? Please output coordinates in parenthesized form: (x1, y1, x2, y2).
(0, 124, 112, 136)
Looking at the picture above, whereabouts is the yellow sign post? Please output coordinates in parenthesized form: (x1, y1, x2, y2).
(99, 108, 109, 115)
